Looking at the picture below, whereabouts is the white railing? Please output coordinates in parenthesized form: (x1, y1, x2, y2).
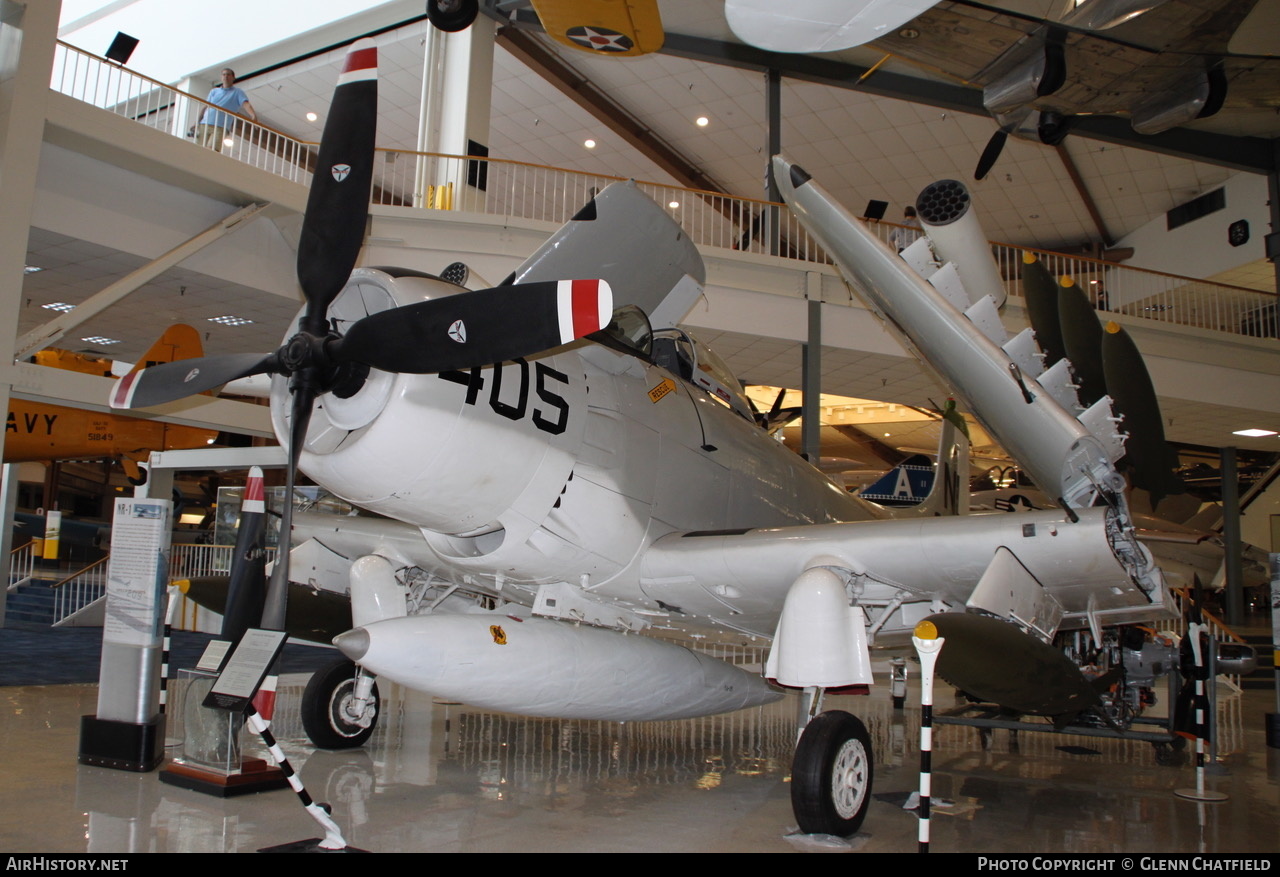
(7, 542, 35, 591)
(51, 40, 1279, 341)
(49, 557, 109, 624)
(169, 543, 278, 579)
(51, 41, 315, 184)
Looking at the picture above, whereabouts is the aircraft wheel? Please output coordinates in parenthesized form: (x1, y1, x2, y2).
(301, 659, 379, 750)
(426, 0, 478, 32)
(791, 710, 873, 836)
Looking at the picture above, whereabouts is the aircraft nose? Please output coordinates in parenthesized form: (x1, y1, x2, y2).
(333, 627, 370, 661)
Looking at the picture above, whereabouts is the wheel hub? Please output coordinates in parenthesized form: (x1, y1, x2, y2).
(831, 738, 869, 819)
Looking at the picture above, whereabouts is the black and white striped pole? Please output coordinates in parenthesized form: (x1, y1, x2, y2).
(912, 619, 945, 853)
(1175, 621, 1227, 803)
(245, 703, 355, 852)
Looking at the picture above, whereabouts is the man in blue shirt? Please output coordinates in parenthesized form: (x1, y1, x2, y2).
(197, 68, 257, 152)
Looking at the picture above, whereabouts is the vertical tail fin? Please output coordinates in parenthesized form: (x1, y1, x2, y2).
(859, 401, 970, 516)
(127, 324, 203, 373)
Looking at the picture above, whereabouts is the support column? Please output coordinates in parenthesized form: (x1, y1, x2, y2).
(1268, 140, 1279, 297)
(765, 68, 782, 257)
(0, 0, 61, 465)
(1221, 446, 1244, 627)
(415, 15, 495, 211)
(0, 463, 21, 627)
(801, 290, 822, 463)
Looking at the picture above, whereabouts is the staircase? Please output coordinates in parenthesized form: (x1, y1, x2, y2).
(4, 553, 109, 628)
(4, 580, 60, 628)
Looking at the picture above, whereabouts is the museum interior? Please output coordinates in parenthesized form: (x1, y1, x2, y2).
(1, 0, 1278, 855)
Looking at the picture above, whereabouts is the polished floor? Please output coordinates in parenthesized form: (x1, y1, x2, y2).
(1, 656, 1278, 854)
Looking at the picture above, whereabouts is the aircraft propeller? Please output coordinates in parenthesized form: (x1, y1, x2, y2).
(974, 109, 1072, 181)
(114, 40, 613, 633)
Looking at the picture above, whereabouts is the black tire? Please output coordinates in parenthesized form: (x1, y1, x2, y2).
(301, 659, 379, 749)
(791, 710, 873, 836)
(427, 0, 478, 32)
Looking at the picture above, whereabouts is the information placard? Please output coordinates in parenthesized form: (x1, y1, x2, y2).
(202, 629, 287, 712)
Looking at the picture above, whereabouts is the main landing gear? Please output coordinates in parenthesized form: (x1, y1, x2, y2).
(301, 659, 381, 749)
(790, 690, 874, 836)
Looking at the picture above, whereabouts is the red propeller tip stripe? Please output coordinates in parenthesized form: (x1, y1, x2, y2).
(558, 279, 613, 343)
(243, 467, 266, 513)
(110, 372, 138, 409)
(338, 42, 377, 84)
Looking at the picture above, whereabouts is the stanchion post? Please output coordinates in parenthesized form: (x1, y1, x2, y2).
(912, 620, 945, 853)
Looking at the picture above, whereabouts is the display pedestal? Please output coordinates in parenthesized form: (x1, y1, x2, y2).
(158, 668, 286, 797)
(160, 756, 287, 797)
(78, 715, 165, 772)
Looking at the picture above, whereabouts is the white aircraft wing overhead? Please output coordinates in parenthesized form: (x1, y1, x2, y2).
(511, 180, 705, 329)
(725, 0, 941, 53)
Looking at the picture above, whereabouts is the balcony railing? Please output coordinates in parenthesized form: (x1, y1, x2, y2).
(51, 40, 1279, 341)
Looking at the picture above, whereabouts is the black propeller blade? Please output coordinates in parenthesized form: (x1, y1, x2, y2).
(339, 279, 611, 373)
(975, 129, 1007, 181)
(110, 352, 277, 409)
(296, 44, 378, 332)
(219, 466, 268, 644)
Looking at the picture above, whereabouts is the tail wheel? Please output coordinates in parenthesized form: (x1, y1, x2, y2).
(791, 710, 874, 836)
(301, 659, 380, 749)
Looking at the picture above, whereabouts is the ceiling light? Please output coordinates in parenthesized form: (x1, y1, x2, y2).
(42, 302, 75, 312)
(1232, 428, 1277, 437)
(696, 116, 709, 127)
(23, 265, 43, 274)
(208, 314, 253, 326)
(223, 137, 234, 148)
(668, 201, 680, 209)
(81, 336, 120, 345)
(306, 111, 318, 122)
(584, 139, 596, 149)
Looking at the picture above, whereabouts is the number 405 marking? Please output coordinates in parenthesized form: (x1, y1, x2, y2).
(438, 358, 570, 435)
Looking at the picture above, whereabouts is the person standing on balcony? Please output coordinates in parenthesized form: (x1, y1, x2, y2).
(196, 68, 257, 152)
(890, 205, 921, 253)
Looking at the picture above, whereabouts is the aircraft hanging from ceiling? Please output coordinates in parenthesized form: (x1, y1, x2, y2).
(427, 0, 665, 56)
(725, 0, 1280, 178)
(7, 325, 218, 483)
(117, 41, 1191, 837)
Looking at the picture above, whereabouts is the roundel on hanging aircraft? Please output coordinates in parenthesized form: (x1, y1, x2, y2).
(331, 163, 352, 181)
(448, 319, 467, 343)
(565, 26, 634, 53)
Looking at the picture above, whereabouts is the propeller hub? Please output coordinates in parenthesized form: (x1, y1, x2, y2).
(280, 332, 322, 373)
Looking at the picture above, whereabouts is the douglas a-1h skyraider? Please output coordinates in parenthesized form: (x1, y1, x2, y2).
(119, 40, 1174, 837)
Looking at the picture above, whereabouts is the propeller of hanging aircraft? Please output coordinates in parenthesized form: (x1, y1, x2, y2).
(113, 40, 613, 634)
